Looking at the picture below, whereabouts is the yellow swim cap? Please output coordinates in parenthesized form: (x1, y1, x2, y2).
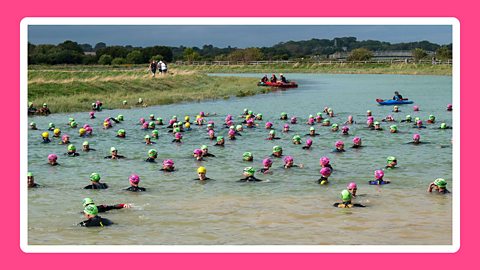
(184, 116, 190, 121)
(185, 122, 191, 128)
(41, 132, 49, 138)
(53, 128, 61, 135)
(197, 166, 207, 174)
(79, 128, 86, 135)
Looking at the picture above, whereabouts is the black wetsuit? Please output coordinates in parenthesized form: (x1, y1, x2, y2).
(352, 145, 362, 149)
(78, 216, 113, 227)
(238, 176, 262, 182)
(323, 164, 334, 171)
(266, 137, 281, 140)
(96, 204, 126, 213)
(172, 139, 182, 143)
(160, 168, 175, 172)
(125, 186, 146, 192)
(194, 177, 211, 181)
(28, 183, 39, 188)
(270, 154, 283, 158)
(214, 143, 224, 147)
(65, 152, 80, 157)
(84, 183, 109, 189)
(258, 168, 271, 174)
(83, 149, 96, 152)
(145, 157, 156, 163)
(42, 139, 51, 143)
(203, 153, 216, 157)
(104, 155, 126, 159)
(332, 148, 345, 153)
(317, 176, 329, 184)
(368, 179, 389, 185)
(302, 146, 311, 149)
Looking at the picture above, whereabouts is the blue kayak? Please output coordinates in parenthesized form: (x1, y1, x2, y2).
(376, 98, 414, 105)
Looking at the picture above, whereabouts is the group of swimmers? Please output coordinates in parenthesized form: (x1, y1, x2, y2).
(28, 101, 452, 226)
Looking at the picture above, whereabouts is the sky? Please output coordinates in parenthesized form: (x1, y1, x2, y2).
(28, 25, 452, 48)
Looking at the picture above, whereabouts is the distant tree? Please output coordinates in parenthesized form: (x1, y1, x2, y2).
(82, 55, 97, 65)
(94, 42, 107, 51)
(347, 48, 373, 61)
(150, 55, 163, 62)
(183, 47, 200, 63)
(126, 50, 144, 64)
(80, 43, 93, 52)
(436, 46, 452, 61)
(98, 54, 113, 65)
(111, 57, 127, 65)
(58, 40, 84, 53)
(412, 48, 428, 62)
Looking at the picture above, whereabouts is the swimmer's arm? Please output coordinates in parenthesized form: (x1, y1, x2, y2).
(427, 183, 435, 192)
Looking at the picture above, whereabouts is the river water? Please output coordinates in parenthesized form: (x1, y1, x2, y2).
(27, 73, 453, 246)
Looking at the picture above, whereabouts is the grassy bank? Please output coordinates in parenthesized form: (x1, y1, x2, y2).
(28, 66, 262, 113)
(172, 62, 452, 76)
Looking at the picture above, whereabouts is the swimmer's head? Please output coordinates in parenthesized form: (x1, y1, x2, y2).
(175, 132, 183, 139)
(185, 122, 191, 128)
(110, 147, 117, 153)
(208, 129, 215, 135)
(79, 128, 86, 135)
(342, 126, 349, 132)
(54, 128, 61, 135)
(273, 145, 283, 153)
(197, 166, 206, 174)
(82, 198, 94, 208)
(290, 117, 297, 124)
(429, 115, 435, 121)
(310, 127, 315, 131)
(283, 155, 294, 164)
(243, 152, 253, 161)
(389, 125, 398, 132)
(284, 124, 290, 129)
(413, 133, 421, 141)
(374, 121, 380, 126)
(148, 149, 158, 158)
(49, 122, 55, 129)
(47, 154, 57, 161)
(82, 141, 89, 146)
(30, 122, 36, 128)
(228, 129, 235, 136)
(139, 117, 145, 123)
(440, 123, 447, 129)
(84, 204, 98, 216)
(306, 138, 313, 146)
(41, 132, 49, 138)
(320, 156, 330, 166)
(263, 158, 273, 167)
(148, 122, 155, 128)
(347, 182, 357, 190)
(416, 120, 423, 126)
(236, 125, 243, 131)
(117, 115, 124, 121)
(374, 169, 384, 179)
(62, 134, 70, 141)
(413, 105, 419, 111)
(406, 115, 411, 120)
(144, 135, 151, 140)
(434, 178, 447, 188)
(341, 189, 352, 202)
(216, 136, 224, 142)
(265, 122, 273, 128)
(163, 159, 174, 167)
(152, 130, 159, 135)
(117, 129, 126, 136)
(67, 144, 76, 152)
(320, 167, 332, 177)
(292, 135, 301, 142)
(281, 112, 287, 117)
(447, 104, 452, 110)
(353, 137, 362, 145)
(269, 130, 276, 136)
(335, 140, 344, 148)
(243, 166, 255, 176)
(193, 149, 203, 156)
(129, 174, 140, 185)
(89, 172, 101, 182)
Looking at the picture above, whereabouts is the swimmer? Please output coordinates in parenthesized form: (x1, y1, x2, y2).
(103, 120, 112, 129)
(271, 146, 283, 158)
(85, 126, 93, 136)
(322, 118, 331, 126)
(225, 120, 234, 128)
(116, 129, 126, 138)
(228, 129, 236, 140)
(208, 130, 217, 140)
(320, 156, 333, 171)
(124, 174, 146, 192)
(89, 111, 95, 119)
(214, 136, 225, 146)
(369, 169, 390, 185)
(78, 204, 113, 227)
(82, 198, 131, 213)
(201, 145, 215, 157)
(195, 166, 211, 181)
(104, 147, 126, 159)
(144, 135, 156, 145)
(447, 104, 452, 111)
(414, 120, 426, 128)
(427, 178, 450, 194)
(290, 117, 297, 124)
(372, 121, 383, 131)
(139, 117, 146, 125)
(282, 124, 290, 133)
(160, 159, 176, 172)
(65, 144, 80, 157)
(331, 124, 339, 132)
(60, 134, 70, 145)
(193, 149, 204, 161)
(141, 122, 149, 130)
(116, 115, 124, 122)
(27, 172, 38, 188)
(48, 122, 55, 131)
(292, 135, 302, 145)
(366, 117, 374, 128)
(401, 115, 412, 123)
(386, 156, 397, 169)
(413, 105, 419, 111)
(427, 115, 436, 124)
(29, 122, 37, 130)
(84, 173, 108, 189)
(47, 154, 59, 166)
(283, 155, 303, 168)
(382, 115, 395, 122)
(148, 121, 156, 130)
(81, 141, 95, 152)
(328, 108, 334, 117)
(184, 115, 190, 124)
(306, 126, 318, 136)
(366, 110, 372, 117)
(302, 138, 313, 150)
(316, 112, 324, 123)
(352, 137, 362, 148)
(347, 182, 358, 197)
(53, 128, 61, 138)
(246, 119, 256, 128)
(409, 133, 422, 145)
(238, 167, 263, 182)
(172, 132, 183, 143)
(393, 106, 400, 113)
(267, 130, 280, 140)
(280, 112, 288, 120)
(255, 113, 263, 121)
(236, 124, 244, 133)
(243, 152, 253, 162)
(156, 117, 164, 125)
(317, 167, 332, 185)
(333, 189, 365, 208)
(151, 130, 159, 139)
(184, 122, 191, 131)
(323, 107, 330, 113)
(145, 149, 158, 162)
(41, 132, 51, 143)
(265, 122, 273, 129)
(149, 114, 155, 121)
(389, 125, 398, 133)
(306, 115, 315, 125)
(439, 123, 452, 129)
(333, 140, 345, 152)
(341, 126, 349, 135)
(258, 158, 273, 174)
(78, 128, 87, 137)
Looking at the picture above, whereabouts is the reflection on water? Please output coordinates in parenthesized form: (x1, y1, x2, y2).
(27, 73, 452, 245)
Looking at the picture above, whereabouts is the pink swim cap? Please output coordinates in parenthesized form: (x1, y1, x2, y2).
(342, 126, 349, 132)
(374, 169, 384, 179)
(306, 138, 313, 146)
(320, 167, 332, 177)
(353, 137, 361, 144)
(347, 182, 357, 189)
(175, 132, 183, 139)
(413, 133, 420, 140)
(62, 134, 69, 140)
(335, 140, 344, 147)
(320, 156, 330, 166)
(307, 118, 314, 124)
(193, 149, 202, 155)
(367, 119, 374, 124)
(290, 117, 297, 124)
(228, 129, 235, 136)
(413, 105, 419, 111)
(142, 122, 148, 128)
(247, 119, 254, 125)
(208, 129, 215, 135)
(139, 118, 145, 123)
(83, 124, 90, 129)
(284, 124, 290, 129)
(265, 122, 273, 127)
(417, 120, 423, 125)
(283, 155, 294, 164)
(129, 174, 140, 184)
(367, 116, 374, 121)
(227, 120, 233, 126)
(225, 115, 232, 121)
(47, 154, 58, 161)
(169, 119, 175, 125)
(348, 115, 353, 121)
(263, 158, 273, 166)
(85, 126, 93, 132)
(199, 111, 205, 116)
(208, 120, 214, 125)
(163, 159, 174, 167)
(447, 104, 452, 109)
(89, 111, 94, 116)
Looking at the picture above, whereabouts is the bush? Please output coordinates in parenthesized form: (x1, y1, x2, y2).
(112, 57, 127, 65)
(347, 48, 373, 61)
(98, 54, 113, 65)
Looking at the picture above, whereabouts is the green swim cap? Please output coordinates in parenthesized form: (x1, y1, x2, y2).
(440, 123, 447, 129)
(177, 121, 183, 126)
(148, 149, 157, 157)
(387, 156, 397, 163)
(327, 108, 333, 113)
(310, 127, 315, 131)
(89, 173, 101, 182)
(236, 125, 243, 130)
(317, 112, 322, 116)
(82, 198, 94, 207)
(248, 110, 253, 115)
(201, 145, 208, 150)
(148, 122, 155, 127)
(341, 189, 352, 202)
(117, 129, 125, 135)
(157, 117, 162, 121)
(281, 112, 287, 116)
(123, 100, 127, 105)
(27, 172, 33, 177)
(67, 144, 76, 151)
(30, 122, 36, 126)
(429, 115, 435, 120)
(49, 123, 55, 128)
(273, 145, 282, 152)
(150, 114, 154, 118)
(331, 124, 338, 128)
(323, 119, 330, 123)
(309, 114, 313, 118)
(406, 115, 411, 120)
(70, 121, 77, 128)
(257, 113, 262, 117)
(216, 136, 224, 142)
(83, 141, 89, 146)
(243, 152, 253, 160)
(173, 127, 181, 133)
(243, 167, 255, 176)
(68, 118, 74, 122)
(172, 115, 177, 119)
(367, 110, 371, 113)
(374, 121, 380, 125)
(144, 135, 151, 139)
(390, 125, 398, 131)
(152, 130, 159, 135)
(110, 147, 117, 153)
(415, 117, 420, 122)
(293, 135, 301, 142)
(117, 115, 124, 121)
(270, 130, 276, 135)
(207, 124, 213, 128)
(434, 178, 447, 188)
(84, 204, 98, 216)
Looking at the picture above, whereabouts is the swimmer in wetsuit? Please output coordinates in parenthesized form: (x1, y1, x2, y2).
(243, 152, 253, 162)
(228, 129, 237, 140)
(151, 130, 159, 139)
(47, 154, 59, 166)
(267, 130, 281, 140)
(389, 125, 398, 133)
(333, 189, 366, 208)
(84, 173, 108, 189)
(30, 122, 37, 130)
(385, 156, 397, 169)
(172, 132, 183, 143)
(283, 155, 303, 169)
(104, 147, 126, 159)
(428, 178, 450, 194)
(427, 115, 436, 124)
(292, 135, 302, 145)
(41, 132, 51, 143)
(318, 167, 332, 185)
(408, 133, 425, 145)
(332, 140, 345, 153)
(280, 112, 288, 120)
(48, 122, 55, 131)
(60, 134, 70, 145)
(53, 128, 61, 138)
(214, 136, 225, 146)
(238, 167, 263, 182)
(282, 124, 290, 133)
(371, 121, 383, 131)
(322, 118, 331, 127)
(27, 172, 39, 188)
(145, 149, 157, 163)
(306, 127, 318, 137)
(155, 117, 164, 126)
(347, 182, 358, 198)
(290, 117, 297, 124)
(78, 204, 113, 227)
(116, 129, 126, 138)
(341, 126, 349, 135)
(368, 169, 390, 185)
(201, 145, 215, 157)
(265, 122, 273, 130)
(439, 123, 452, 129)
(160, 159, 176, 172)
(302, 139, 313, 150)
(144, 135, 156, 145)
(331, 124, 339, 132)
(124, 174, 146, 192)
(258, 158, 273, 174)
(82, 198, 131, 213)
(352, 137, 362, 148)
(193, 149, 204, 161)
(414, 120, 426, 129)
(65, 144, 80, 157)
(271, 145, 283, 158)
(194, 166, 211, 181)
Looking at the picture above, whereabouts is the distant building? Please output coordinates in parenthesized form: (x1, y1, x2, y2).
(329, 50, 434, 60)
(84, 52, 96, 56)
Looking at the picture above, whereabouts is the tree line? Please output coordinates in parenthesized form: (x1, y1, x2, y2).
(28, 37, 452, 65)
